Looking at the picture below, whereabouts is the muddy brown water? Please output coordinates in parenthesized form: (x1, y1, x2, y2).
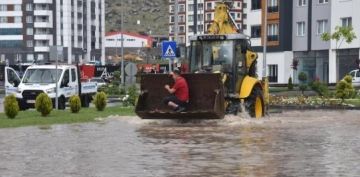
(0, 110, 360, 177)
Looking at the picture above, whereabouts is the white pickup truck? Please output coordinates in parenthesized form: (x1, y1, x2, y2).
(349, 69, 360, 87)
(4, 64, 97, 110)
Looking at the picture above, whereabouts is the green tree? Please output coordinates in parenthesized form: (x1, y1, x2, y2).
(321, 26, 357, 48)
(298, 72, 308, 95)
(335, 75, 356, 102)
(288, 76, 294, 90)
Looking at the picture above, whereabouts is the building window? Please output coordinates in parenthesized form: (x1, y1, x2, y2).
(0, 5, 7, 11)
(169, 25, 174, 33)
(179, 15, 185, 23)
(188, 4, 193, 11)
(251, 25, 261, 38)
(230, 13, 235, 19)
(299, 0, 306, 6)
(0, 17, 7, 23)
(237, 2, 242, 8)
(297, 22, 305, 36)
(170, 5, 174, 13)
(27, 40, 33, 47)
(317, 19, 328, 34)
(27, 28, 33, 35)
(27, 54, 34, 62)
(268, 65, 278, 83)
(206, 13, 211, 21)
(268, 0, 279, 12)
(319, 0, 328, 4)
(341, 17, 352, 27)
(179, 4, 185, 12)
(206, 2, 212, 10)
(188, 15, 193, 22)
(14, 5, 22, 11)
(198, 3, 203, 11)
(26, 16, 33, 23)
(26, 3, 33, 11)
(188, 25, 194, 32)
(15, 17, 22, 23)
(237, 13, 241, 19)
(267, 23, 279, 41)
(197, 14, 203, 21)
(179, 26, 185, 33)
(170, 16, 174, 23)
(198, 25, 203, 32)
(251, 0, 261, 10)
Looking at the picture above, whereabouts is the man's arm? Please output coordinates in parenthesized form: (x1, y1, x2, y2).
(165, 84, 176, 94)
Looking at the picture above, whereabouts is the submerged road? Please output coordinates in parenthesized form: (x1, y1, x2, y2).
(0, 110, 359, 177)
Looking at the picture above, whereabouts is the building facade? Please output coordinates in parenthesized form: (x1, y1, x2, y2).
(168, 0, 244, 46)
(245, 0, 293, 84)
(0, 0, 105, 65)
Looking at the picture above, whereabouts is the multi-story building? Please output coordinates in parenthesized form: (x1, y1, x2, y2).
(292, 0, 331, 83)
(169, 0, 244, 46)
(245, 0, 293, 84)
(0, 0, 105, 65)
(329, 0, 360, 83)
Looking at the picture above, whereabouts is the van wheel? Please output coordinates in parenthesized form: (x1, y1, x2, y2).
(58, 97, 66, 110)
(245, 87, 264, 118)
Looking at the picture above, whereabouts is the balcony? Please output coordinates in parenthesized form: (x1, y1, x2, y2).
(267, 35, 279, 41)
(268, 6, 279, 13)
(34, 22, 53, 28)
(34, 34, 52, 40)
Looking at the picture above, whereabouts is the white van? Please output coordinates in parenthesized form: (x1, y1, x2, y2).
(349, 69, 360, 87)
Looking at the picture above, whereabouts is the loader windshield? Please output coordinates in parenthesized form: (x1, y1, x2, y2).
(190, 40, 234, 72)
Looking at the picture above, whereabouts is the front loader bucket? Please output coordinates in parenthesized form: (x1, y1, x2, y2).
(135, 73, 225, 119)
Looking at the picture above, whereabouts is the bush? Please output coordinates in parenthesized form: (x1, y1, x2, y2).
(335, 75, 355, 101)
(310, 80, 329, 97)
(298, 72, 307, 83)
(93, 92, 107, 111)
(123, 85, 139, 106)
(298, 72, 308, 94)
(69, 95, 81, 113)
(288, 77, 294, 90)
(4, 95, 19, 119)
(35, 93, 53, 117)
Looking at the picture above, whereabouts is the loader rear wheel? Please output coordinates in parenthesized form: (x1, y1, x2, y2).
(245, 87, 264, 118)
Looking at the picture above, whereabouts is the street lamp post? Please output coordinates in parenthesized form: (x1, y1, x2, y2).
(120, 2, 125, 86)
(263, 0, 268, 78)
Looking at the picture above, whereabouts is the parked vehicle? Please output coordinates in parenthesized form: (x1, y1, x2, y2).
(349, 69, 360, 87)
(90, 77, 107, 87)
(4, 64, 97, 110)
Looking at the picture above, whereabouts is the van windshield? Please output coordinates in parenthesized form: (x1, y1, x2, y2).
(22, 69, 62, 84)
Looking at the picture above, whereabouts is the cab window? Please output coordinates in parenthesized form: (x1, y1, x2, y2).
(62, 69, 70, 86)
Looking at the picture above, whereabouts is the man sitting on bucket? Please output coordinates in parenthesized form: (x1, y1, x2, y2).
(163, 68, 189, 112)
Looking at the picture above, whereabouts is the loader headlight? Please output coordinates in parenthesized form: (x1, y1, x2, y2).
(46, 88, 56, 93)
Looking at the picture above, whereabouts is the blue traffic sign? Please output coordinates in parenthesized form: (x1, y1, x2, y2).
(162, 41, 177, 58)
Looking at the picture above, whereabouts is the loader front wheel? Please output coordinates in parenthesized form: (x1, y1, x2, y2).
(245, 87, 264, 118)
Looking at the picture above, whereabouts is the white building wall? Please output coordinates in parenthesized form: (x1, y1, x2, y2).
(243, 0, 262, 46)
(105, 34, 151, 48)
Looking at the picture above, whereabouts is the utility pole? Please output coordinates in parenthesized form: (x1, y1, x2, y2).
(120, 2, 125, 86)
(170, 0, 179, 72)
(194, 0, 198, 34)
(262, 0, 268, 78)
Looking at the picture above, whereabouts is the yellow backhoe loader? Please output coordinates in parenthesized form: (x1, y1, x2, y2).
(135, 1, 269, 119)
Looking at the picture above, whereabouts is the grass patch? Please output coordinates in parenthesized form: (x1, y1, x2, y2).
(344, 99, 360, 107)
(269, 87, 292, 93)
(0, 106, 135, 129)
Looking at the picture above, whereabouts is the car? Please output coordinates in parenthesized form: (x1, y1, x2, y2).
(349, 69, 360, 87)
(90, 77, 107, 87)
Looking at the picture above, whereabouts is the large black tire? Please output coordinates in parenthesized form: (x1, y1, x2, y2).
(245, 87, 264, 118)
(58, 96, 66, 110)
(81, 95, 90, 108)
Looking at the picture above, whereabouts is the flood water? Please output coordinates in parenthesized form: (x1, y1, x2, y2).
(0, 110, 360, 177)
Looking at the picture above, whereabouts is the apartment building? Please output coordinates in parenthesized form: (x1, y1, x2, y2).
(169, 0, 244, 46)
(329, 0, 360, 83)
(0, 0, 105, 65)
(245, 0, 293, 84)
(292, 0, 331, 83)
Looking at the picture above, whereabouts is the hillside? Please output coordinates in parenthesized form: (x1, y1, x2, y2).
(105, 0, 169, 35)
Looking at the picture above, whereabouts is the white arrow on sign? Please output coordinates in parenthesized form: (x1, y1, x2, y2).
(165, 45, 176, 57)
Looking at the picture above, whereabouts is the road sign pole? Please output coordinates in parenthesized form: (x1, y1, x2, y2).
(168, 58, 172, 73)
